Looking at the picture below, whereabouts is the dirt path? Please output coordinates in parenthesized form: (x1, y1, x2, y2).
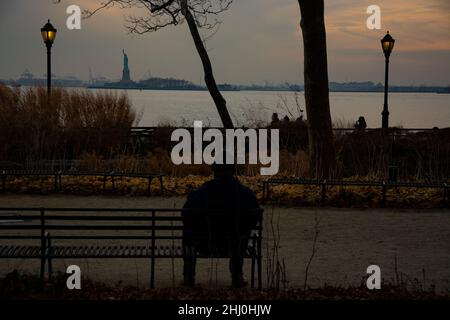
(1, 194, 449, 291)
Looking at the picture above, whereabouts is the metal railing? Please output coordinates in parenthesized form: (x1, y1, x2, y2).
(1, 170, 165, 196)
(262, 178, 450, 207)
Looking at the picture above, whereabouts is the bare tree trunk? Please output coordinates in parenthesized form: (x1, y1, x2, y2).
(298, 0, 336, 178)
(181, 2, 234, 129)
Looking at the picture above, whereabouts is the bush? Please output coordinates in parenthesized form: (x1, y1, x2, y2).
(0, 84, 135, 163)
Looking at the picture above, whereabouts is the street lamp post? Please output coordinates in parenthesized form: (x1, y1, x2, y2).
(41, 19, 57, 97)
(381, 31, 395, 129)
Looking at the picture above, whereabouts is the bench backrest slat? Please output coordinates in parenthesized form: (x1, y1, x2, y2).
(0, 208, 263, 245)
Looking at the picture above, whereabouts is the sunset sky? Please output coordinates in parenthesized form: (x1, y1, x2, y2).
(1, 0, 449, 86)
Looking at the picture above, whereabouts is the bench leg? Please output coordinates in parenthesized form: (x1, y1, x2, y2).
(251, 236, 256, 289)
(321, 183, 326, 207)
(47, 257, 53, 279)
(257, 258, 262, 290)
(257, 239, 262, 290)
(251, 256, 255, 289)
(40, 257, 46, 281)
(183, 246, 196, 287)
(54, 175, 58, 192)
(150, 255, 155, 288)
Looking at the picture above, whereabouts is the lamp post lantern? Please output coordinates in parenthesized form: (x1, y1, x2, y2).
(381, 31, 395, 129)
(41, 19, 57, 97)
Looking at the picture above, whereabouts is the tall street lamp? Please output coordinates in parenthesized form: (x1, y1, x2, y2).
(381, 31, 395, 129)
(41, 19, 57, 97)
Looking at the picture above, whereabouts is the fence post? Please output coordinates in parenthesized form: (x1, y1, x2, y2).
(382, 181, 387, 207)
(321, 180, 327, 207)
(444, 183, 449, 208)
(1, 171, 5, 192)
(265, 182, 270, 203)
(159, 175, 164, 196)
(54, 174, 58, 192)
(148, 177, 153, 197)
(103, 175, 107, 193)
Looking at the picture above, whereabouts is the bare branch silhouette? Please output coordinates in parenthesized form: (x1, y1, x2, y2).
(53, 0, 235, 128)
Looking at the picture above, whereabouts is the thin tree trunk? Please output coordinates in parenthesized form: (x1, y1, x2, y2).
(298, 0, 336, 178)
(181, 1, 234, 129)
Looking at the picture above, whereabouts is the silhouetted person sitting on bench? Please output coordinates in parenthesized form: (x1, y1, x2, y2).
(182, 163, 260, 288)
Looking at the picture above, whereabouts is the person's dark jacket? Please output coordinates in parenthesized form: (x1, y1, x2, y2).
(182, 175, 261, 257)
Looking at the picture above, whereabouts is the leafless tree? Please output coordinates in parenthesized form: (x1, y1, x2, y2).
(66, 0, 235, 128)
(297, 0, 336, 177)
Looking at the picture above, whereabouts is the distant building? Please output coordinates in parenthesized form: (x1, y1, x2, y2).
(139, 77, 202, 90)
(17, 69, 39, 86)
(14, 69, 84, 87)
(121, 49, 131, 83)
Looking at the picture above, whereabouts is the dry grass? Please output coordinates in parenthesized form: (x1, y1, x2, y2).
(0, 84, 136, 162)
(1, 84, 449, 180)
(0, 271, 447, 300)
(3, 174, 447, 208)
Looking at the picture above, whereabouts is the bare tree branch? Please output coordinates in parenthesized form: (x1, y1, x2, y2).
(74, 0, 232, 33)
(59, 0, 235, 127)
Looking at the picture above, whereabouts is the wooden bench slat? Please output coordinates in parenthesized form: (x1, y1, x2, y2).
(14, 245, 26, 256)
(0, 246, 9, 256)
(22, 246, 32, 257)
(66, 247, 74, 256)
(6, 246, 17, 256)
(0, 245, 41, 258)
(0, 246, 13, 256)
(78, 246, 85, 256)
(30, 246, 41, 256)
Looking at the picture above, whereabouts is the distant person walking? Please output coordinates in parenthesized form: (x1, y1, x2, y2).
(182, 163, 261, 288)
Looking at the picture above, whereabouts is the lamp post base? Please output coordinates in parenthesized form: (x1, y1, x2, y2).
(382, 109, 389, 129)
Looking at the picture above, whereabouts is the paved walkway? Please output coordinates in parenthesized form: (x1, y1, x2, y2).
(1, 194, 449, 291)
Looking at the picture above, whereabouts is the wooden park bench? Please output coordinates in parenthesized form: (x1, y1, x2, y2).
(0, 207, 263, 289)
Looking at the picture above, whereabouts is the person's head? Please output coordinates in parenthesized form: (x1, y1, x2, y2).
(211, 163, 236, 177)
(272, 113, 279, 121)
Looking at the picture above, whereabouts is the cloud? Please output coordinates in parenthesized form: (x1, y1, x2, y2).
(0, 0, 448, 85)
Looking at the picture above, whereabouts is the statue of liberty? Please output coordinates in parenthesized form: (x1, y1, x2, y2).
(121, 49, 131, 82)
